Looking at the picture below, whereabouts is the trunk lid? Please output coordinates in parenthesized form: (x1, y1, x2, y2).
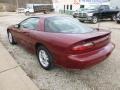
(70, 30, 111, 53)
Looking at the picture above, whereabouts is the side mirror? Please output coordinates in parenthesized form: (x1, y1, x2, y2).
(14, 24, 20, 28)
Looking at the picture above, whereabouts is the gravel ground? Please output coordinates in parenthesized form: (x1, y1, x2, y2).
(0, 13, 120, 90)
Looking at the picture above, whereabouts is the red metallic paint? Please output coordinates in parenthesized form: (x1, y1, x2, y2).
(7, 15, 115, 69)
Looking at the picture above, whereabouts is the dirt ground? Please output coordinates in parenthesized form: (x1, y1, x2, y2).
(0, 13, 120, 90)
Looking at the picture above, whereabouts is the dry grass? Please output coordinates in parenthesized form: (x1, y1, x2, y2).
(0, 3, 16, 12)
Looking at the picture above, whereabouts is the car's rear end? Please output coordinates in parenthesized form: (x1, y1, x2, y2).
(61, 30, 115, 69)
(45, 16, 115, 69)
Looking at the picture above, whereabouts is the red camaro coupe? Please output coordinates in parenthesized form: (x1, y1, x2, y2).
(7, 15, 115, 70)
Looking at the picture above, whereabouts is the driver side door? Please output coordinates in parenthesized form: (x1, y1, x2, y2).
(13, 17, 40, 49)
(99, 5, 109, 19)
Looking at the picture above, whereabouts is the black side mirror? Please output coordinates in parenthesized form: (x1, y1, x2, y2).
(14, 24, 20, 28)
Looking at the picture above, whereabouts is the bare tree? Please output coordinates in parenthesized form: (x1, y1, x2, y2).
(0, 0, 53, 7)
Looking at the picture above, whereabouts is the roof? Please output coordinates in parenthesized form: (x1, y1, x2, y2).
(31, 14, 71, 18)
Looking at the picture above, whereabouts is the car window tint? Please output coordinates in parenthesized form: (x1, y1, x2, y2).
(45, 19, 58, 32)
(20, 17, 40, 30)
(100, 5, 106, 10)
(45, 16, 94, 34)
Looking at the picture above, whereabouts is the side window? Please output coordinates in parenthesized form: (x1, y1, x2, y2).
(20, 17, 40, 30)
(70, 5, 72, 10)
(64, 5, 65, 10)
(105, 5, 109, 10)
(45, 19, 57, 32)
(67, 5, 69, 10)
(80, 5, 84, 8)
(99, 5, 106, 11)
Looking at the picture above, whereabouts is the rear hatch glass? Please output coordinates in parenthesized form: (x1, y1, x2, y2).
(45, 16, 95, 34)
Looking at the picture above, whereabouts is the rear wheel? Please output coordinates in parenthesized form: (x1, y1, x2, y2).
(25, 11, 30, 16)
(73, 16, 76, 18)
(37, 46, 54, 70)
(8, 32, 16, 45)
(43, 10, 47, 14)
(91, 16, 98, 24)
(116, 20, 120, 24)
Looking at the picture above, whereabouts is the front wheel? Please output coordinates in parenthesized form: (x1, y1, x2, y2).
(37, 46, 54, 70)
(8, 32, 16, 45)
(91, 16, 98, 24)
(111, 15, 116, 21)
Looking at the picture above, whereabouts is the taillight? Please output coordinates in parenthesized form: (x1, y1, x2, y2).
(72, 42, 94, 51)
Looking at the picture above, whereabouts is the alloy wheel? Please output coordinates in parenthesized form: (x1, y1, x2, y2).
(38, 50, 49, 68)
(92, 16, 98, 24)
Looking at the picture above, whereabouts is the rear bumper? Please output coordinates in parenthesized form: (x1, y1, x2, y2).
(64, 43, 115, 69)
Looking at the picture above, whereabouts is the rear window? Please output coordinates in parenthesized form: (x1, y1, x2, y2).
(45, 16, 94, 34)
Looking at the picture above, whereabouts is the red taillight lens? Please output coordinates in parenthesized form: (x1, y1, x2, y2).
(72, 42, 94, 51)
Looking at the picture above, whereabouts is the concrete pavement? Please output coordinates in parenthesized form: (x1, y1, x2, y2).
(0, 43, 39, 90)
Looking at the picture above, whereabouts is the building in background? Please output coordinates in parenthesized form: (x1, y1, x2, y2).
(53, 0, 80, 13)
(53, 0, 110, 14)
(80, 0, 110, 8)
(110, 0, 120, 9)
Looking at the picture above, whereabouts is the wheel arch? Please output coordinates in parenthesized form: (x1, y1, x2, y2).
(35, 43, 45, 49)
(7, 28, 10, 33)
(35, 42, 55, 70)
(35, 43, 47, 54)
(35, 42, 55, 59)
(93, 13, 98, 17)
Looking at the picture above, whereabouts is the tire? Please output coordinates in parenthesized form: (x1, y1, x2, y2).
(116, 20, 120, 24)
(37, 46, 54, 70)
(8, 32, 16, 45)
(73, 16, 76, 18)
(111, 15, 116, 21)
(43, 11, 47, 14)
(91, 16, 98, 24)
(25, 11, 30, 16)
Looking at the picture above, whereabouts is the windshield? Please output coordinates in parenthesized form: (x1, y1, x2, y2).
(80, 5, 100, 11)
(45, 16, 94, 34)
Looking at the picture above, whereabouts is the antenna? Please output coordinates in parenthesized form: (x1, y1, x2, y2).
(97, 1, 102, 30)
